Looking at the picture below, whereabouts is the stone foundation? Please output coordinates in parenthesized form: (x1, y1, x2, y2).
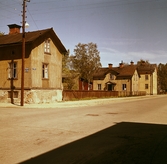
(0, 89, 62, 104)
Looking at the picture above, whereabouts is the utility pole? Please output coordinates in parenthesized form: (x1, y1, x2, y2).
(21, 0, 30, 106)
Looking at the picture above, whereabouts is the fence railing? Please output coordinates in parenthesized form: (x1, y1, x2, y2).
(63, 90, 146, 101)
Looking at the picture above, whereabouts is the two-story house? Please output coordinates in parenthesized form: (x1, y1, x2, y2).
(0, 24, 67, 104)
(93, 61, 157, 95)
(93, 62, 139, 93)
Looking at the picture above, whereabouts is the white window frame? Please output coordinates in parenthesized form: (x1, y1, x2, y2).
(44, 39, 50, 53)
(110, 73, 114, 80)
(42, 63, 49, 79)
(98, 84, 101, 90)
(8, 62, 17, 79)
(122, 84, 127, 91)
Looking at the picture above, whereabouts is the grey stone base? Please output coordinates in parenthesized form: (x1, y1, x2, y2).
(0, 89, 62, 104)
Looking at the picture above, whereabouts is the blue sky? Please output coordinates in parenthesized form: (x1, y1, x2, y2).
(0, 0, 167, 66)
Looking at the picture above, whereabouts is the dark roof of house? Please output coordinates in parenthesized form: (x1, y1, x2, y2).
(0, 28, 67, 54)
(93, 65, 137, 80)
(137, 64, 157, 74)
(93, 63, 156, 80)
(115, 65, 137, 80)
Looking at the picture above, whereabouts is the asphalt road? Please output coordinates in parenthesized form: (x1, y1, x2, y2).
(0, 95, 167, 164)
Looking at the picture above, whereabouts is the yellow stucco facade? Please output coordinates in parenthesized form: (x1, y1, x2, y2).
(93, 63, 157, 95)
(0, 27, 66, 103)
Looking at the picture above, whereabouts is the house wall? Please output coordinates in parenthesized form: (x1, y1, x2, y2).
(152, 69, 157, 94)
(0, 44, 32, 90)
(131, 70, 139, 92)
(0, 38, 63, 103)
(30, 38, 62, 89)
(138, 74, 154, 95)
(115, 79, 131, 91)
(93, 73, 132, 91)
(93, 70, 140, 92)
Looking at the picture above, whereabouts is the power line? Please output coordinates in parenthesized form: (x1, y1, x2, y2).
(27, 0, 167, 16)
(27, 7, 39, 30)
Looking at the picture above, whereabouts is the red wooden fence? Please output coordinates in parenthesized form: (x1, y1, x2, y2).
(63, 90, 146, 101)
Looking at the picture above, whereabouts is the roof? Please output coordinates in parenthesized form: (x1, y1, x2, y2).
(93, 63, 156, 80)
(0, 28, 67, 54)
(93, 65, 137, 80)
(115, 65, 137, 80)
(137, 64, 157, 74)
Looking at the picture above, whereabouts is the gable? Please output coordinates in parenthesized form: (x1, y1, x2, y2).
(0, 28, 67, 57)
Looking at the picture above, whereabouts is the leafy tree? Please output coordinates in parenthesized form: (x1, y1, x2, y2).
(0, 32, 5, 35)
(158, 63, 167, 92)
(62, 50, 78, 90)
(70, 42, 101, 83)
(137, 59, 150, 65)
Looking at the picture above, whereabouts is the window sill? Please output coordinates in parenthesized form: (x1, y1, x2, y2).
(44, 52, 51, 55)
(8, 78, 18, 80)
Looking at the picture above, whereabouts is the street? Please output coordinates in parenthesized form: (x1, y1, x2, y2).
(0, 95, 167, 164)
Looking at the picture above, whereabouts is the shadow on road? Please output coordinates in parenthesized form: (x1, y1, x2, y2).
(20, 122, 167, 164)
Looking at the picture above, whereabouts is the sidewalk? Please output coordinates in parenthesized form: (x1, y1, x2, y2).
(0, 95, 161, 108)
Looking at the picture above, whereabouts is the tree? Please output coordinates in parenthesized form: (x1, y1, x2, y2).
(70, 42, 101, 83)
(158, 63, 167, 92)
(62, 50, 79, 90)
(137, 59, 150, 65)
(0, 32, 5, 35)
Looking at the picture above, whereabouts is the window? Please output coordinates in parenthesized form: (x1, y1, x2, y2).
(44, 39, 50, 53)
(145, 75, 149, 80)
(42, 64, 48, 79)
(8, 62, 17, 79)
(145, 84, 149, 89)
(122, 84, 126, 91)
(98, 84, 101, 90)
(110, 73, 114, 80)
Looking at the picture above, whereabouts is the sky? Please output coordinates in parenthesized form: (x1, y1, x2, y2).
(0, 0, 167, 67)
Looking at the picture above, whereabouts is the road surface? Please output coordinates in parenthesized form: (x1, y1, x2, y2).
(0, 95, 167, 164)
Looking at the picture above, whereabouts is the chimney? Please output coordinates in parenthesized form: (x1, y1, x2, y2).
(119, 62, 124, 68)
(130, 61, 134, 66)
(8, 24, 21, 34)
(108, 63, 113, 69)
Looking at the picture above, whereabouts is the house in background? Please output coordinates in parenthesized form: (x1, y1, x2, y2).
(93, 61, 157, 95)
(137, 62, 157, 95)
(0, 24, 67, 104)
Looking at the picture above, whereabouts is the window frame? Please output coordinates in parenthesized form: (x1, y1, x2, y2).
(122, 84, 127, 91)
(145, 84, 149, 89)
(98, 84, 101, 90)
(110, 73, 114, 80)
(145, 75, 149, 80)
(42, 63, 49, 79)
(44, 39, 51, 54)
(8, 62, 17, 79)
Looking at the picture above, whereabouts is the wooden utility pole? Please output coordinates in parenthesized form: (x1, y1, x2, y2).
(21, 0, 30, 106)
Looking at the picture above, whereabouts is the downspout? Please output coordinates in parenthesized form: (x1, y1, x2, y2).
(150, 73, 153, 95)
(130, 77, 132, 96)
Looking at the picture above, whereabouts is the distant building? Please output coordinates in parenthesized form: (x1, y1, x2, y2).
(93, 61, 157, 95)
